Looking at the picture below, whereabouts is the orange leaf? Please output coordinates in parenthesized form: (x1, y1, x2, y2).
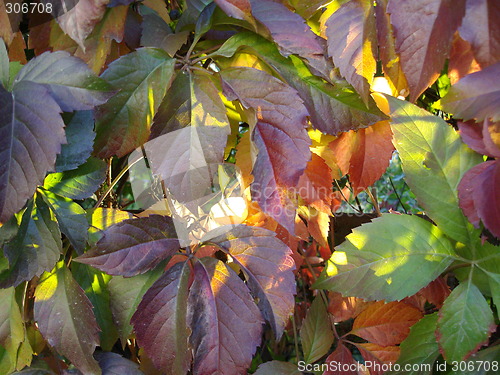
(448, 32, 481, 85)
(323, 343, 360, 375)
(404, 277, 451, 311)
(329, 121, 394, 195)
(351, 301, 423, 346)
(356, 343, 399, 375)
(327, 292, 371, 323)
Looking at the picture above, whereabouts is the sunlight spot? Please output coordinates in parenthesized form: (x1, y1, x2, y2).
(324, 259, 339, 277)
(331, 251, 348, 266)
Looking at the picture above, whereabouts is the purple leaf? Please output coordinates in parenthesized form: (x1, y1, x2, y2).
(75, 215, 180, 276)
(131, 262, 191, 375)
(94, 351, 144, 375)
(34, 263, 101, 375)
(220, 67, 311, 232)
(205, 225, 295, 338)
(188, 257, 263, 375)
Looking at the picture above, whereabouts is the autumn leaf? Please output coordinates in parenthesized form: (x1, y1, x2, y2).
(350, 301, 422, 347)
(34, 262, 101, 375)
(387, 0, 466, 101)
(448, 33, 481, 85)
(95, 351, 143, 375)
(323, 343, 359, 375)
(254, 360, 302, 375)
(188, 257, 263, 375)
(327, 292, 370, 323)
(220, 67, 310, 232)
(76, 215, 180, 277)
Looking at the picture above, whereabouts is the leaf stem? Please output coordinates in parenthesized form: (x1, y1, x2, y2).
(291, 311, 301, 363)
(366, 188, 381, 216)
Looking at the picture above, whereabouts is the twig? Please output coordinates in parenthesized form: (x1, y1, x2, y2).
(389, 176, 408, 213)
(366, 188, 381, 216)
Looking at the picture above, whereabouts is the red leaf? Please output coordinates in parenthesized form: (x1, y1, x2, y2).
(351, 301, 423, 347)
(473, 159, 500, 238)
(188, 257, 263, 375)
(404, 277, 451, 311)
(249, 0, 330, 79)
(325, 0, 377, 104)
(220, 67, 311, 232)
(458, 120, 492, 156)
(214, 0, 253, 23)
(75, 215, 180, 276)
(448, 33, 481, 85)
(323, 343, 359, 375)
(327, 292, 371, 323)
(458, 161, 491, 227)
(356, 343, 399, 375)
(459, 0, 500, 68)
(205, 225, 295, 338)
(387, 0, 466, 101)
(131, 262, 191, 375)
(441, 62, 500, 122)
(329, 121, 394, 195)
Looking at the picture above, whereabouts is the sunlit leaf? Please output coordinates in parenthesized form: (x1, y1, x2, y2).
(131, 261, 191, 375)
(313, 214, 457, 301)
(34, 262, 100, 375)
(437, 279, 496, 362)
(76, 215, 180, 277)
(188, 257, 263, 374)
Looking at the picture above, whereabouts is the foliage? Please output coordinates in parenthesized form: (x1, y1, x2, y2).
(0, 0, 499, 374)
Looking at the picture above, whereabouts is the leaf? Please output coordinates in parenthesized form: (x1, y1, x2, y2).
(288, 0, 330, 20)
(447, 345, 500, 375)
(131, 261, 191, 375)
(0, 287, 26, 371)
(76, 215, 180, 276)
(214, 0, 253, 24)
(34, 262, 101, 375)
(254, 361, 302, 375)
(459, 0, 500, 68)
(0, 39, 8, 88)
(300, 296, 334, 364)
(322, 343, 359, 375)
(140, 12, 189, 57)
(43, 157, 106, 200)
(55, 111, 96, 173)
(216, 32, 387, 134)
(325, 0, 377, 104)
(205, 224, 295, 338)
(187, 257, 263, 375)
(55, 0, 109, 49)
(95, 352, 143, 375)
(387, 0, 466, 101)
(107, 267, 163, 345)
(329, 121, 394, 195)
(72, 263, 118, 351)
(0, 195, 61, 288)
(0, 81, 65, 224)
(437, 279, 496, 362)
(386, 313, 439, 375)
(220, 67, 310, 232)
(14, 51, 113, 112)
(40, 190, 89, 254)
(357, 343, 399, 365)
(441, 62, 500, 122)
(94, 48, 175, 158)
(457, 120, 499, 158)
(385, 94, 482, 244)
(249, 0, 329, 79)
(313, 214, 457, 301)
(327, 292, 370, 323)
(351, 301, 422, 347)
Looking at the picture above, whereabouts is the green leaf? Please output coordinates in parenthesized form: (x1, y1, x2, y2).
(195, 2, 216, 40)
(107, 267, 163, 345)
(0, 195, 61, 288)
(385, 95, 483, 245)
(447, 345, 500, 375)
(43, 157, 106, 200)
(386, 313, 439, 375)
(300, 296, 334, 364)
(40, 190, 89, 254)
(437, 279, 495, 362)
(72, 263, 118, 351)
(215, 32, 386, 134)
(313, 214, 457, 301)
(0, 39, 8, 88)
(55, 111, 95, 173)
(94, 48, 176, 158)
(34, 262, 101, 375)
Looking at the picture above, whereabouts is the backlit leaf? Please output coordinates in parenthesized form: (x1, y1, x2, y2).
(220, 67, 310, 232)
(351, 301, 422, 347)
(0, 195, 61, 288)
(300, 296, 334, 364)
(94, 48, 175, 158)
(34, 262, 100, 375)
(131, 261, 191, 375)
(325, 0, 377, 104)
(205, 224, 295, 338)
(385, 94, 482, 244)
(313, 214, 457, 301)
(76, 215, 180, 277)
(387, 0, 466, 101)
(43, 157, 106, 200)
(437, 279, 496, 362)
(0, 287, 26, 372)
(386, 313, 439, 375)
(188, 257, 263, 375)
(327, 292, 370, 323)
(459, 0, 500, 68)
(441, 62, 500, 122)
